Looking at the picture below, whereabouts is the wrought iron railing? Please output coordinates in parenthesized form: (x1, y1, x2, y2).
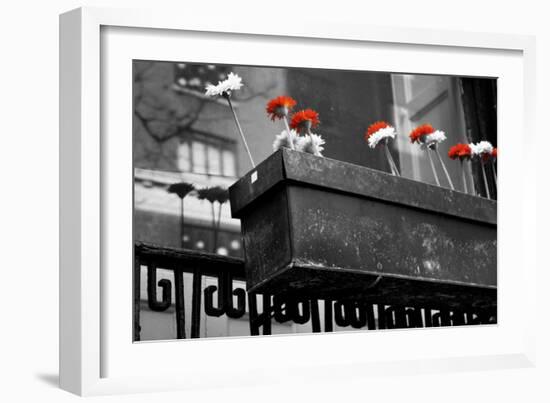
(134, 242, 496, 341)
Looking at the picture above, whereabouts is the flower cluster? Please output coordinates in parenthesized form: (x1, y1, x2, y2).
(423, 130, 446, 148)
(365, 121, 396, 148)
(409, 124, 435, 144)
(267, 96, 325, 157)
(448, 143, 472, 161)
(296, 133, 325, 156)
(470, 140, 494, 161)
(409, 124, 447, 149)
(290, 109, 320, 134)
(363, 120, 400, 175)
(204, 72, 243, 97)
(272, 129, 299, 151)
(272, 129, 326, 156)
(266, 96, 297, 121)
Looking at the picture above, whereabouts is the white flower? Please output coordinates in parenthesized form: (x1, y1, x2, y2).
(421, 130, 446, 149)
(367, 126, 396, 149)
(470, 141, 493, 156)
(296, 133, 325, 156)
(272, 129, 299, 151)
(204, 72, 243, 97)
(425, 130, 446, 145)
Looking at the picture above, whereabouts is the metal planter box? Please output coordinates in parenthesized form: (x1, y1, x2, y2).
(229, 149, 497, 311)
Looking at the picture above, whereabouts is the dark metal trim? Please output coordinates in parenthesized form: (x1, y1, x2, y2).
(229, 149, 496, 225)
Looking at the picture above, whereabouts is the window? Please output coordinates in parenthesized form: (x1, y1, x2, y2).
(177, 132, 238, 177)
(391, 74, 471, 188)
(177, 142, 191, 172)
(207, 145, 221, 175)
(191, 141, 207, 174)
(173, 63, 230, 94)
(222, 150, 236, 177)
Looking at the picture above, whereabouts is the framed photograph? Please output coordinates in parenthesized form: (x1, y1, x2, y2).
(60, 6, 536, 396)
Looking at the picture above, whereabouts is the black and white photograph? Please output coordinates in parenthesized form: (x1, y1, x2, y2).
(133, 61, 497, 341)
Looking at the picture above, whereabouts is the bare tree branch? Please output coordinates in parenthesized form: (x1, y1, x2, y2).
(133, 62, 277, 167)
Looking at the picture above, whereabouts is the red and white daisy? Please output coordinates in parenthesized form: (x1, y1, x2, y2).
(470, 141, 494, 162)
(448, 143, 473, 194)
(364, 121, 400, 176)
(365, 121, 396, 149)
(290, 109, 320, 134)
(266, 96, 297, 121)
(409, 124, 435, 144)
(491, 147, 498, 192)
(470, 141, 495, 198)
(410, 124, 453, 189)
(448, 143, 472, 161)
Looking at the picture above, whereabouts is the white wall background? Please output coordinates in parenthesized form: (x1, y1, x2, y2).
(0, 0, 548, 402)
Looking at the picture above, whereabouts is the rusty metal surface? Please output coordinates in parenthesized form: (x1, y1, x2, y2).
(239, 186, 293, 291)
(229, 149, 286, 217)
(287, 185, 496, 286)
(230, 148, 496, 225)
(229, 149, 497, 311)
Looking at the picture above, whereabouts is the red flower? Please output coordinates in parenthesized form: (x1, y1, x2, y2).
(448, 143, 472, 160)
(448, 144, 461, 160)
(409, 124, 435, 144)
(365, 121, 391, 141)
(290, 109, 320, 133)
(491, 147, 498, 159)
(266, 96, 297, 121)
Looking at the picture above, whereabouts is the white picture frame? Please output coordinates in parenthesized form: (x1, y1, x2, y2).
(59, 6, 537, 396)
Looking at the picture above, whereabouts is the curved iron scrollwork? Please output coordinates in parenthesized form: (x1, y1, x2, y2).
(334, 301, 367, 329)
(272, 296, 311, 324)
(146, 264, 172, 312)
(134, 244, 499, 341)
(204, 271, 246, 318)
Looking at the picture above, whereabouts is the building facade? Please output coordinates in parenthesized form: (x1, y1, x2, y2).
(133, 61, 497, 340)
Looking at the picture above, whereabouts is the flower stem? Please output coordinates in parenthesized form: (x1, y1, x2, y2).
(435, 147, 454, 190)
(216, 203, 222, 248)
(180, 197, 185, 248)
(481, 161, 491, 199)
(389, 152, 400, 176)
(427, 150, 441, 186)
(492, 161, 498, 192)
(383, 146, 396, 175)
(383, 141, 400, 176)
(210, 203, 217, 253)
(225, 95, 255, 168)
(283, 117, 295, 150)
(460, 160, 468, 194)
